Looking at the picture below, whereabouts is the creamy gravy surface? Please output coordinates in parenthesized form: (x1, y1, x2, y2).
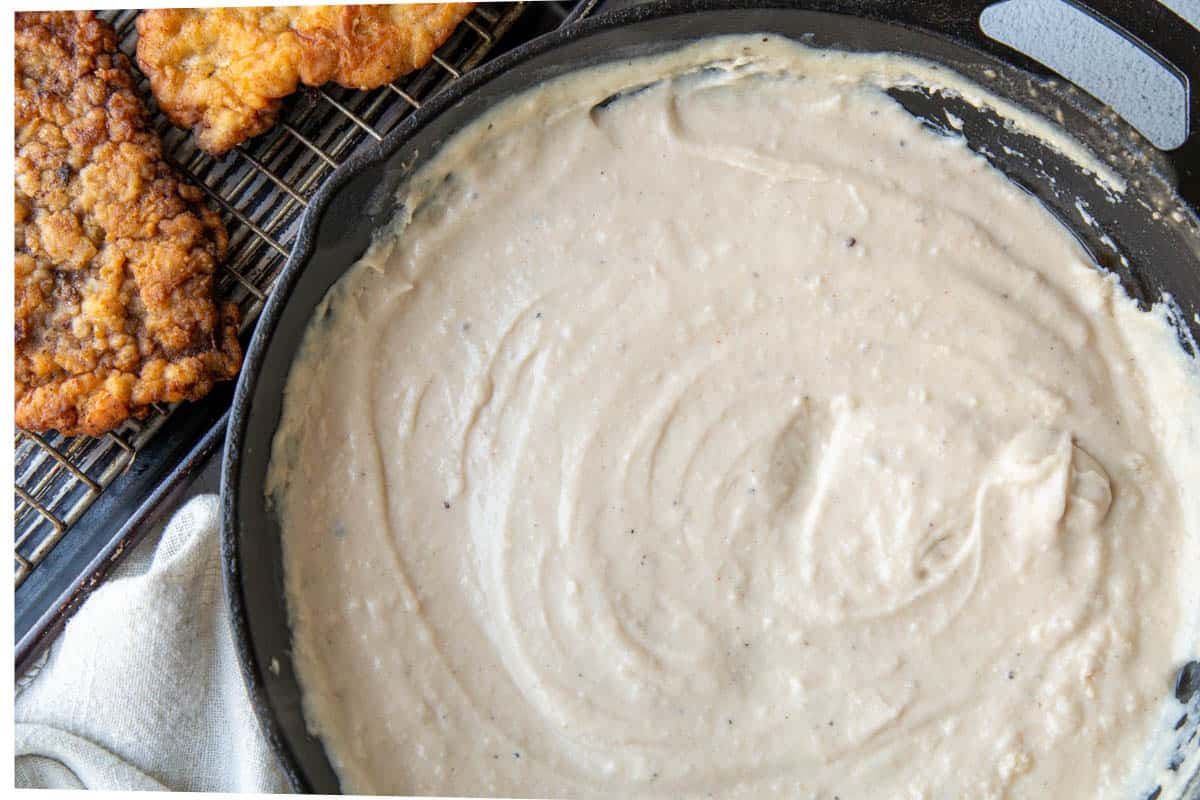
(267, 37, 1200, 799)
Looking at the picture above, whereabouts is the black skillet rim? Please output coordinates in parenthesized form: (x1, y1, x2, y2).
(221, 0, 1200, 792)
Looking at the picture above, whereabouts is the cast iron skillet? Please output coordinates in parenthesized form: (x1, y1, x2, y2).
(223, 0, 1200, 794)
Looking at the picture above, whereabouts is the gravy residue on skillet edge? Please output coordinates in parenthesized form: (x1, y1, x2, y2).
(266, 35, 1200, 799)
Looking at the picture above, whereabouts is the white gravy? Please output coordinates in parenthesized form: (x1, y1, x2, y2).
(267, 37, 1200, 799)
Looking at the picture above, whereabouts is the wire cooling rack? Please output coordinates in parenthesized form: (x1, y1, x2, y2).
(14, 6, 533, 589)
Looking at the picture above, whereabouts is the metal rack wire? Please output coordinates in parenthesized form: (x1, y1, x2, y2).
(14, 3, 528, 587)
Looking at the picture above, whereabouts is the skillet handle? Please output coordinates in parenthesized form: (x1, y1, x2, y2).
(876, 0, 1200, 209)
(1047, 0, 1200, 209)
(1062, 0, 1200, 141)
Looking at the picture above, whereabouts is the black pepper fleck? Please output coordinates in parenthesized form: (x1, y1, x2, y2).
(443, 501, 451, 510)
(844, 237, 857, 248)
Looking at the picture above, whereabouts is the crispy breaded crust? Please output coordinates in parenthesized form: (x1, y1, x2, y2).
(15, 11, 242, 437)
(136, 4, 476, 155)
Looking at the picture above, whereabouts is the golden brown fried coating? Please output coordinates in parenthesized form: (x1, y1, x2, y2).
(136, 4, 476, 155)
(15, 11, 241, 438)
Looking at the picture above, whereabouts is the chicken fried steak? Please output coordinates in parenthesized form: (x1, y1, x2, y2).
(136, 4, 475, 155)
(15, 11, 241, 437)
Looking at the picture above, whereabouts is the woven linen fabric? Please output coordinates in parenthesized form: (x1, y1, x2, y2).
(14, 494, 291, 792)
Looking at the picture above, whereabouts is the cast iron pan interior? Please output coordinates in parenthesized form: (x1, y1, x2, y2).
(223, 1, 1200, 793)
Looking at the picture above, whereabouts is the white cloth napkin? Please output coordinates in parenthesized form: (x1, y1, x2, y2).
(14, 494, 291, 792)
